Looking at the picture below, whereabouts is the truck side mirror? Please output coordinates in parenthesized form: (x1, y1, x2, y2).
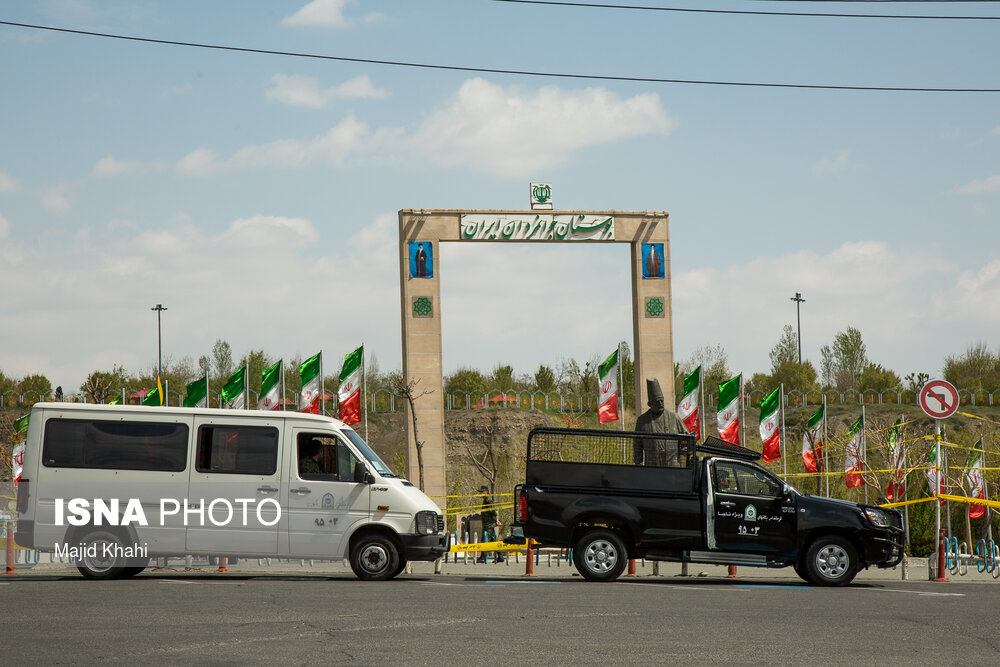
(782, 483, 794, 498)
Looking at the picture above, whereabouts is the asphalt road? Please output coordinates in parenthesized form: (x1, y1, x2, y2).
(4, 569, 999, 665)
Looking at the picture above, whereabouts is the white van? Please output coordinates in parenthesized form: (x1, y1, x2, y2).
(15, 403, 449, 580)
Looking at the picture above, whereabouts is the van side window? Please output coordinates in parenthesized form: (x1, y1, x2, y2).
(297, 433, 338, 480)
(297, 433, 361, 483)
(197, 425, 278, 475)
(42, 419, 188, 471)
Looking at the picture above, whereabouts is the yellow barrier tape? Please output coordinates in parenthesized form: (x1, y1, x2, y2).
(447, 540, 525, 553)
(429, 493, 514, 499)
(880, 497, 937, 509)
(937, 493, 1000, 509)
(445, 502, 514, 515)
(958, 411, 1000, 427)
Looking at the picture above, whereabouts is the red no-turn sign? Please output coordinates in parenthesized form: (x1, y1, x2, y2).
(918, 380, 959, 419)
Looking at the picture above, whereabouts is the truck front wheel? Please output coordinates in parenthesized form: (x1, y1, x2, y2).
(804, 536, 858, 586)
(575, 529, 627, 582)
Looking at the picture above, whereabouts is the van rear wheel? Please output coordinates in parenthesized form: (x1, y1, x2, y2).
(350, 534, 400, 581)
(76, 530, 127, 580)
(574, 529, 627, 582)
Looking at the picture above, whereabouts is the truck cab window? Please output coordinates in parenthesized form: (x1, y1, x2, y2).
(716, 462, 782, 497)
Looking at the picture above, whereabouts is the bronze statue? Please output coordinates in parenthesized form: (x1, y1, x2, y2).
(633, 378, 687, 466)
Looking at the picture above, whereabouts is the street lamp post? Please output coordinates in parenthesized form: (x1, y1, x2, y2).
(790, 292, 805, 363)
(151, 304, 167, 379)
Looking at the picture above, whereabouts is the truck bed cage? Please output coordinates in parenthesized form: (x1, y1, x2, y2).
(696, 436, 761, 461)
(527, 427, 695, 468)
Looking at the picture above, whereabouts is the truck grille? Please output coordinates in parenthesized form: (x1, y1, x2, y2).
(436, 515, 445, 532)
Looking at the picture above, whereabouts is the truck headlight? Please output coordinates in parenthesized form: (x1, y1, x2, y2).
(416, 511, 439, 535)
(864, 508, 890, 527)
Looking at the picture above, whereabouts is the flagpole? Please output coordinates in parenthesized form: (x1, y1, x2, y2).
(823, 395, 829, 498)
(862, 403, 867, 505)
(617, 342, 624, 433)
(362, 344, 369, 442)
(699, 367, 705, 442)
(739, 374, 744, 447)
(280, 361, 285, 412)
(320, 352, 324, 416)
(164, 379, 169, 407)
(780, 384, 786, 479)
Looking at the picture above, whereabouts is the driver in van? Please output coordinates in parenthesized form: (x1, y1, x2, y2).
(299, 438, 326, 477)
(717, 468, 736, 493)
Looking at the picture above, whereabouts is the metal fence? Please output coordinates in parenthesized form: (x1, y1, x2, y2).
(5, 387, 1000, 412)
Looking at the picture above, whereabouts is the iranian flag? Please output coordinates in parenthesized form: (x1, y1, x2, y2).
(221, 367, 247, 410)
(12, 443, 24, 483)
(14, 413, 29, 438)
(299, 352, 322, 414)
(759, 386, 781, 463)
(926, 440, 945, 504)
(844, 415, 865, 489)
(677, 366, 700, 439)
(142, 377, 165, 407)
(965, 442, 986, 519)
(717, 374, 741, 444)
(338, 346, 364, 425)
(258, 360, 282, 411)
(886, 418, 906, 500)
(597, 348, 619, 424)
(184, 376, 208, 408)
(801, 405, 824, 474)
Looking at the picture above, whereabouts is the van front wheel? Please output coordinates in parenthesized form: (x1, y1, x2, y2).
(76, 530, 127, 580)
(350, 535, 400, 581)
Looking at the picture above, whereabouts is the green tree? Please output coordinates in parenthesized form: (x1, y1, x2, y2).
(211, 339, 233, 380)
(820, 327, 867, 392)
(239, 348, 273, 395)
(489, 364, 515, 392)
(769, 324, 799, 371)
(905, 371, 930, 393)
(858, 363, 902, 393)
(678, 344, 731, 399)
(80, 365, 129, 404)
(19, 374, 52, 400)
(533, 364, 556, 392)
(445, 367, 488, 395)
(942, 342, 1000, 392)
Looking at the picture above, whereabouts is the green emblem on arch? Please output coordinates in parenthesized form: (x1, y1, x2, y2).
(645, 297, 665, 318)
(413, 296, 433, 318)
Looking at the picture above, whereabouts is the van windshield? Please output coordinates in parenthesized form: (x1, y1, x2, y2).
(342, 429, 396, 477)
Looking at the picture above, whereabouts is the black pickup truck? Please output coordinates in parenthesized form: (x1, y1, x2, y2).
(509, 427, 903, 585)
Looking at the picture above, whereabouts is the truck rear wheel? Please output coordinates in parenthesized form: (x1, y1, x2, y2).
(575, 529, 627, 582)
(804, 536, 858, 586)
(350, 534, 400, 581)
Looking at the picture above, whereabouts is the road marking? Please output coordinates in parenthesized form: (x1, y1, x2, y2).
(481, 580, 563, 584)
(734, 584, 813, 590)
(858, 587, 964, 597)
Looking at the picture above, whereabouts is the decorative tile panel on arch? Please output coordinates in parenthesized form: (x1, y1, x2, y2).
(412, 296, 434, 318)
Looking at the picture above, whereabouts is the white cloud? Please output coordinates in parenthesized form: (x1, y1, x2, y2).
(953, 174, 1000, 195)
(224, 215, 318, 248)
(180, 79, 673, 178)
(0, 212, 9, 241)
(812, 149, 850, 175)
(281, 0, 383, 28)
(40, 187, 71, 213)
(671, 241, 962, 377)
(177, 116, 399, 174)
(0, 170, 22, 194)
(91, 155, 167, 179)
(411, 78, 675, 177)
(161, 83, 193, 98)
(265, 74, 388, 109)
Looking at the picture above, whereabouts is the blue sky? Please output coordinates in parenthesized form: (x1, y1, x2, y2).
(1, 0, 999, 393)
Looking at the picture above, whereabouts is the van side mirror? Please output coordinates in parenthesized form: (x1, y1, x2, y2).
(354, 465, 373, 484)
(782, 484, 794, 498)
